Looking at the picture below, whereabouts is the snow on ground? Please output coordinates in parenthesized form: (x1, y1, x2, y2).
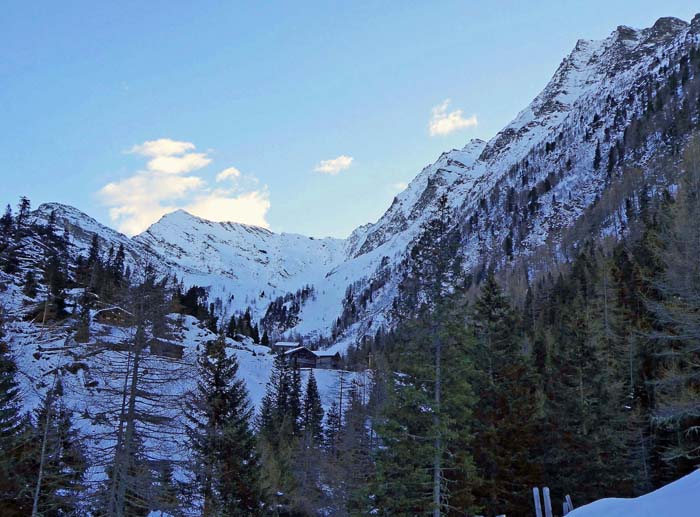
(569, 470, 700, 517)
(2, 265, 361, 488)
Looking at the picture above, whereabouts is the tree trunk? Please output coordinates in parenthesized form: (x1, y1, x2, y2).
(432, 325, 442, 516)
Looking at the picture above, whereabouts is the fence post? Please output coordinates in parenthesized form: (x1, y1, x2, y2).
(533, 487, 543, 517)
(543, 487, 553, 517)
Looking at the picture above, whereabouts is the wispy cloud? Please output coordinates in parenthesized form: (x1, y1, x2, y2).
(392, 181, 409, 193)
(314, 155, 354, 175)
(428, 99, 477, 136)
(216, 166, 241, 182)
(99, 139, 270, 235)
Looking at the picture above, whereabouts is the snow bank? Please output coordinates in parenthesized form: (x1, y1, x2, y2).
(569, 470, 700, 517)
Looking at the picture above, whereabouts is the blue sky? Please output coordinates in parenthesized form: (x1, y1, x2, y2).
(2, 1, 698, 238)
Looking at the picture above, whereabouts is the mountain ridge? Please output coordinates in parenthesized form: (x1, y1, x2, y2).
(25, 13, 700, 350)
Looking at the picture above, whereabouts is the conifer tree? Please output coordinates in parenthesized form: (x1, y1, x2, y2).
(324, 401, 341, 453)
(185, 336, 262, 515)
(31, 380, 87, 516)
(225, 315, 237, 339)
(0, 324, 34, 516)
(535, 246, 637, 502)
(22, 271, 38, 299)
(0, 205, 12, 238)
(594, 141, 602, 170)
(647, 136, 700, 478)
(257, 354, 296, 505)
(469, 272, 541, 515)
(291, 370, 326, 514)
(258, 354, 292, 442)
(289, 364, 302, 436)
(15, 197, 31, 232)
(302, 370, 324, 443)
(373, 301, 477, 515)
(331, 382, 374, 514)
(87, 233, 100, 267)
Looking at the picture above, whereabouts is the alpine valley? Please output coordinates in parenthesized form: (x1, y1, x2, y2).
(19, 15, 700, 351)
(2, 13, 700, 516)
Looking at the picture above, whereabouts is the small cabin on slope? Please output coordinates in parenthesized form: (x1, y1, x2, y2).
(149, 338, 185, 360)
(280, 346, 342, 370)
(284, 347, 318, 369)
(314, 351, 341, 370)
(93, 306, 133, 327)
(272, 341, 300, 354)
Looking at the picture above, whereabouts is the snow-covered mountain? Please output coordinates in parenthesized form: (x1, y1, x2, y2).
(27, 14, 700, 351)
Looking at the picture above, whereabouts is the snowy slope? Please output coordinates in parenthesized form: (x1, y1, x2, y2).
(569, 470, 700, 517)
(23, 14, 700, 352)
(4, 283, 359, 486)
(134, 209, 346, 321)
(31, 202, 156, 275)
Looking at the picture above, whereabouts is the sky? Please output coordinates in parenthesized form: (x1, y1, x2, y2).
(1, 1, 698, 238)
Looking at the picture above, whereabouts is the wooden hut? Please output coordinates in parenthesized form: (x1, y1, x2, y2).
(283, 347, 318, 369)
(314, 351, 341, 370)
(149, 338, 185, 360)
(93, 307, 133, 327)
(272, 341, 301, 354)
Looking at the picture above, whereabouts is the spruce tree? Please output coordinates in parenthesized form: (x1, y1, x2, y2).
(226, 316, 237, 339)
(373, 301, 478, 515)
(469, 272, 542, 515)
(258, 354, 297, 507)
(332, 382, 374, 514)
(87, 233, 100, 266)
(0, 205, 12, 238)
(15, 197, 30, 232)
(0, 328, 34, 516)
(289, 364, 302, 436)
(185, 336, 262, 515)
(291, 371, 326, 514)
(302, 370, 324, 443)
(324, 401, 341, 453)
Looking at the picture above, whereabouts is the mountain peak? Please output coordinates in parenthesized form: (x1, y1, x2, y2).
(613, 25, 640, 42)
(146, 209, 271, 236)
(650, 16, 688, 35)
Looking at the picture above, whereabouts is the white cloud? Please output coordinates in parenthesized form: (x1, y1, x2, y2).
(145, 152, 211, 174)
(428, 99, 478, 136)
(314, 155, 353, 175)
(129, 138, 195, 157)
(392, 181, 409, 192)
(216, 166, 242, 182)
(128, 138, 212, 174)
(186, 189, 270, 228)
(100, 138, 270, 235)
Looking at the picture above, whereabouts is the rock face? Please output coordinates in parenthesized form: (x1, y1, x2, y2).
(30, 15, 700, 350)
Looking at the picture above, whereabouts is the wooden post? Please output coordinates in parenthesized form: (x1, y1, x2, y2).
(543, 487, 553, 517)
(533, 487, 543, 517)
(566, 494, 574, 511)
